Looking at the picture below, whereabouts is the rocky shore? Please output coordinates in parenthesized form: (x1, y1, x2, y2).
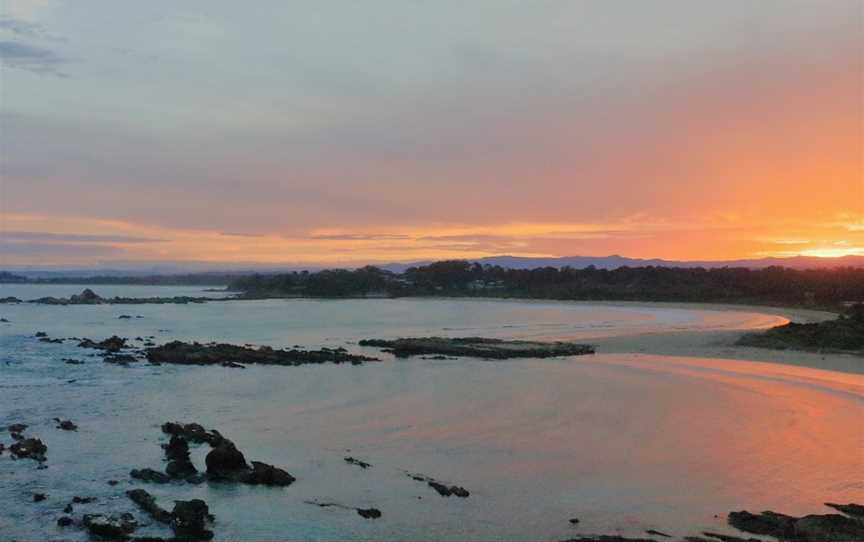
(358, 336, 595, 359)
(146, 341, 379, 366)
(737, 305, 864, 355)
(3, 413, 861, 541)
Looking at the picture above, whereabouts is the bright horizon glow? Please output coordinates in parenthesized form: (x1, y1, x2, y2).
(1, 1, 861, 267)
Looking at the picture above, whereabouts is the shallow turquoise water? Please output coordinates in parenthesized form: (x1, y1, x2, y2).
(1, 286, 861, 541)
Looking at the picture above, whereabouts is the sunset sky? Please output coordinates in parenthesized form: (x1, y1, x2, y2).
(1, 1, 862, 268)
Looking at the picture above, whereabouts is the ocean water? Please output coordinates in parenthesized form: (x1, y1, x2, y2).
(1, 286, 861, 542)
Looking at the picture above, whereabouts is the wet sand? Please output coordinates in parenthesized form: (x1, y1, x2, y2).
(569, 302, 863, 375)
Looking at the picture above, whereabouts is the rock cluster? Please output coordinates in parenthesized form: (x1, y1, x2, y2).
(130, 421, 295, 488)
(146, 340, 379, 367)
(128, 489, 215, 540)
(359, 336, 595, 359)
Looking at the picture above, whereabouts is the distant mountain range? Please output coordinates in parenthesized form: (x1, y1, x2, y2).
(380, 254, 864, 273)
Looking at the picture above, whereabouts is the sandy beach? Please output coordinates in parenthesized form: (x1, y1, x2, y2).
(581, 302, 864, 375)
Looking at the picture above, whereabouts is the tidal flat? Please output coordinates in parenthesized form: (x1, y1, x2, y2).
(1, 285, 862, 541)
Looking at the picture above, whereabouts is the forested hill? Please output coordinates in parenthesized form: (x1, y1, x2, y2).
(228, 260, 864, 309)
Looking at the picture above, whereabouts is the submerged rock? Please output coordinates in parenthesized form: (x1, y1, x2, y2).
(127, 489, 172, 523)
(171, 499, 214, 540)
(240, 461, 296, 486)
(359, 336, 595, 359)
(82, 512, 138, 540)
(408, 473, 470, 498)
(146, 340, 379, 367)
(561, 537, 658, 542)
(130, 468, 171, 484)
(356, 507, 382, 519)
(54, 418, 78, 431)
(344, 456, 372, 469)
(78, 335, 129, 352)
(428, 480, 470, 498)
(10, 437, 47, 461)
(7, 423, 27, 433)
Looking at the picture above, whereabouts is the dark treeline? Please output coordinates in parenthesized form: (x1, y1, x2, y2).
(228, 260, 864, 309)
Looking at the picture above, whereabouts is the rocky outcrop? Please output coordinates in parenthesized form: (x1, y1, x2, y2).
(131, 421, 295, 488)
(162, 422, 225, 446)
(359, 336, 595, 359)
(171, 499, 215, 540)
(30, 288, 218, 305)
(127, 489, 172, 523)
(78, 335, 129, 352)
(82, 512, 138, 540)
(10, 437, 47, 461)
(146, 341, 379, 367)
(205, 440, 248, 477)
(54, 418, 78, 431)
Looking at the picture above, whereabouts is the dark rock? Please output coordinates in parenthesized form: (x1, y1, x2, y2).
(39, 336, 63, 343)
(79, 335, 128, 352)
(427, 480, 469, 497)
(163, 435, 190, 462)
(57, 516, 73, 527)
(72, 496, 96, 504)
(0, 297, 22, 303)
(64, 358, 85, 364)
(569, 518, 580, 525)
(10, 431, 24, 441)
(344, 456, 372, 469)
(146, 340, 379, 367)
(240, 460, 296, 486)
(171, 499, 214, 540)
(55, 419, 78, 431)
(83, 512, 138, 540)
(728, 510, 797, 539)
(35, 331, 47, 337)
(127, 489, 172, 524)
(161, 422, 224, 446)
(64, 504, 73, 513)
(794, 513, 864, 542)
(356, 508, 382, 519)
(205, 441, 248, 477)
(118, 315, 133, 319)
(825, 502, 864, 519)
(108, 479, 120, 486)
(646, 530, 672, 538)
(359, 336, 595, 359)
(33, 492, 46, 502)
(130, 468, 171, 483)
(560, 537, 658, 542)
(166, 458, 198, 479)
(10, 437, 47, 461)
(701, 533, 763, 542)
(73, 288, 102, 303)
